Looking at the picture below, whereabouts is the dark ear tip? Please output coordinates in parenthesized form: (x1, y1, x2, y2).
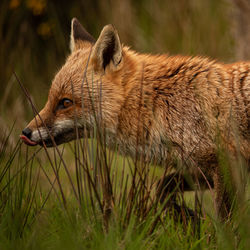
(110, 24, 116, 30)
(72, 17, 81, 30)
(71, 18, 96, 45)
(103, 24, 116, 32)
(72, 17, 78, 24)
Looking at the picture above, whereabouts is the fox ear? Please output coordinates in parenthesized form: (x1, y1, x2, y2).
(70, 18, 95, 52)
(92, 25, 122, 72)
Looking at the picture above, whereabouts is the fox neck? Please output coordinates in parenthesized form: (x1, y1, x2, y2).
(94, 49, 163, 161)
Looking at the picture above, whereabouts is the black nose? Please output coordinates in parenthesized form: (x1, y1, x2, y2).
(22, 127, 32, 139)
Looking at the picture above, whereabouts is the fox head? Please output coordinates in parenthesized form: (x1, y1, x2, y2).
(21, 18, 127, 147)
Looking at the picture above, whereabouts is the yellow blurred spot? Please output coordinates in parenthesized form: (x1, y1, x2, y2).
(26, 0, 47, 15)
(9, 0, 20, 9)
(37, 22, 51, 38)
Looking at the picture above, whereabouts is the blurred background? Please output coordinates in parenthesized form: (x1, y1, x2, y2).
(0, 0, 250, 147)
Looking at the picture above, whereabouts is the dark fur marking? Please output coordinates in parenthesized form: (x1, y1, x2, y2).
(72, 18, 96, 44)
(102, 33, 116, 70)
(216, 88, 220, 97)
(239, 72, 250, 131)
(145, 120, 152, 141)
(239, 72, 249, 110)
(167, 63, 185, 78)
(188, 69, 209, 85)
(155, 63, 185, 81)
(231, 70, 240, 107)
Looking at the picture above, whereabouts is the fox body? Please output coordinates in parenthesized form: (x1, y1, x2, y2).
(21, 18, 250, 218)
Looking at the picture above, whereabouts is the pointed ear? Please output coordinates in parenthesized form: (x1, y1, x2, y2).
(70, 18, 95, 52)
(91, 25, 122, 72)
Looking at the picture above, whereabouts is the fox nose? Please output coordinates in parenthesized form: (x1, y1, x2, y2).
(22, 127, 32, 139)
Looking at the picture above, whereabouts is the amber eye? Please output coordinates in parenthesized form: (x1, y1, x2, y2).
(63, 98, 73, 108)
(57, 98, 73, 110)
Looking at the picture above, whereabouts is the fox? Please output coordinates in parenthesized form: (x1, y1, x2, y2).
(21, 18, 250, 219)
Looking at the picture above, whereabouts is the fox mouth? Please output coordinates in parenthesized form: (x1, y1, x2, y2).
(20, 135, 38, 146)
(20, 132, 75, 147)
(39, 131, 76, 147)
(21, 129, 84, 147)
(20, 126, 90, 148)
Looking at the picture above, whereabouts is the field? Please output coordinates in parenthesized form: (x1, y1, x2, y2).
(1, 0, 250, 249)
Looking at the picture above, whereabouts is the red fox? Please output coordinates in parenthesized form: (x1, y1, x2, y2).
(21, 18, 250, 218)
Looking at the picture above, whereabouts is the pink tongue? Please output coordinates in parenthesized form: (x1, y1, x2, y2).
(20, 135, 38, 146)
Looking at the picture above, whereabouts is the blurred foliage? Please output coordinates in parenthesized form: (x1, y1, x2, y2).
(0, 0, 237, 140)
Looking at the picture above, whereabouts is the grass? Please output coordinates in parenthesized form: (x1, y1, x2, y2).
(0, 115, 249, 249)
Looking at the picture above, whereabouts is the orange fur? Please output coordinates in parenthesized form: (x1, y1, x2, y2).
(22, 18, 250, 219)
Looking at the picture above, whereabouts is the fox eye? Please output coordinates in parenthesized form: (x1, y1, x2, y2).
(63, 99, 73, 108)
(57, 98, 73, 110)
